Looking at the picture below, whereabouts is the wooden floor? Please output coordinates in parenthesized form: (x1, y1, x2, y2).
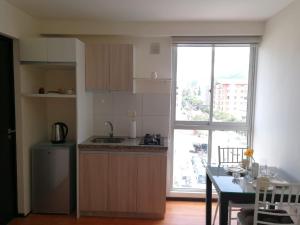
(10, 201, 218, 225)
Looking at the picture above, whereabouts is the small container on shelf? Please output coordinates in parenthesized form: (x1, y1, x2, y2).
(38, 88, 45, 94)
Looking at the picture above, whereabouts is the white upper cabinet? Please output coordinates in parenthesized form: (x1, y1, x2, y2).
(20, 39, 47, 62)
(47, 38, 76, 62)
(20, 38, 77, 63)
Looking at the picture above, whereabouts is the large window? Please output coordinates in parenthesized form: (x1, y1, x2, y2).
(170, 44, 256, 194)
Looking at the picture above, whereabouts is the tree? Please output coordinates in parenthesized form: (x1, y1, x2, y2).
(179, 81, 238, 122)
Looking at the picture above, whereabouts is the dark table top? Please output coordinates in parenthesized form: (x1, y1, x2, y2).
(207, 166, 294, 195)
(207, 166, 259, 195)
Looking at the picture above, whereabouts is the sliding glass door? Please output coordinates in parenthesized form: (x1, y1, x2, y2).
(170, 44, 256, 195)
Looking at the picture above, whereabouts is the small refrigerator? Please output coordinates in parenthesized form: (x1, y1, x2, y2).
(31, 142, 76, 214)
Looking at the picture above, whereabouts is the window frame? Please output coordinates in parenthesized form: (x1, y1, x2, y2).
(167, 43, 258, 197)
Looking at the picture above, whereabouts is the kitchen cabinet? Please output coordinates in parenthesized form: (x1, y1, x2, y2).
(78, 149, 167, 218)
(20, 38, 77, 62)
(47, 38, 76, 62)
(109, 44, 133, 91)
(79, 152, 108, 212)
(108, 153, 137, 213)
(85, 43, 133, 91)
(17, 38, 94, 215)
(136, 154, 167, 215)
(85, 44, 110, 90)
(20, 38, 47, 62)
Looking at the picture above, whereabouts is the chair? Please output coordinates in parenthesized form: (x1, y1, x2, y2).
(218, 146, 248, 167)
(237, 181, 300, 225)
(213, 146, 254, 225)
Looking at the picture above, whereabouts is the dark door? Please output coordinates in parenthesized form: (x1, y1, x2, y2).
(0, 35, 17, 224)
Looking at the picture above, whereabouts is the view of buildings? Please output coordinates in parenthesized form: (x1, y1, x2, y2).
(174, 81, 248, 189)
(173, 46, 250, 190)
(214, 82, 248, 122)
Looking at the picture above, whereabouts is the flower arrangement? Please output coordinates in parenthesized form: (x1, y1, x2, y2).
(244, 148, 254, 158)
(242, 148, 254, 169)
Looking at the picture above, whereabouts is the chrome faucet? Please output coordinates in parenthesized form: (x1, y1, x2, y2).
(104, 121, 114, 138)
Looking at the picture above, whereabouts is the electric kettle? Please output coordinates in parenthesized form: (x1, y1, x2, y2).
(51, 122, 68, 144)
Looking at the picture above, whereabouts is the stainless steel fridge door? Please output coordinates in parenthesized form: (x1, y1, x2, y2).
(31, 147, 70, 214)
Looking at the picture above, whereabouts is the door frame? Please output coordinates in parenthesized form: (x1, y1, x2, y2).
(0, 35, 18, 223)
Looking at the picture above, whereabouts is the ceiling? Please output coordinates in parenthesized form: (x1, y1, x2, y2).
(7, 0, 294, 22)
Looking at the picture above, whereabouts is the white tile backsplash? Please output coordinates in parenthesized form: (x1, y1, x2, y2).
(112, 92, 142, 116)
(142, 116, 170, 137)
(93, 93, 113, 115)
(142, 93, 170, 116)
(113, 116, 142, 136)
(93, 92, 170, 137)
(93, 114, 114, 136)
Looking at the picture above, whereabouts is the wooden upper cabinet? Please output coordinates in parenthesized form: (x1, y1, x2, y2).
(109, 44, 133, 91)
(85, 43, 110, 90)
(136, 154, 167, 216)
(79, 152, 108, 212)
(20, 38, 77, 63)
(108, 153, 137, 213)
(85, 43, 133, 91)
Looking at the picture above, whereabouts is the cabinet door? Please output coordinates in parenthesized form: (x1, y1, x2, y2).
(20, 38, 47, 62)
(85, 43, 110, 90)
(136, 154, 167, 215)
(109, 44, 133, 91)
(47, 38, 76, 62)
(79, 152, 108, 212)
(108, 153, 137, 212)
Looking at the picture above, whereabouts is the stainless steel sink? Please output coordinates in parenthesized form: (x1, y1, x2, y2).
(91, 137, 125, 144)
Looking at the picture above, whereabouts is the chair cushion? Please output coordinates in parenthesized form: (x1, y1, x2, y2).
(237, 208, 294, 225)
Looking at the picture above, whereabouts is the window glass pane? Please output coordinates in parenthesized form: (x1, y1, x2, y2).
(213, 47, 250, 122)
(173, 129, 208, 189)
(211, 130, 248, 165)
(176, 47, 212, 121)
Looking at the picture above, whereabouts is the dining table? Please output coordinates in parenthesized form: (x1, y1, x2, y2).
(205, 165, 292, 225)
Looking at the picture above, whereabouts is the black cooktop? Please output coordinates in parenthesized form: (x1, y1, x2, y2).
(139, 134, 163, 146)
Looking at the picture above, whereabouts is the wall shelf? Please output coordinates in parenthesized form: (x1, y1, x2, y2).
(20, 61, 76, 70)
(22, 93, 76, 98)
(133, 77, 171, 94)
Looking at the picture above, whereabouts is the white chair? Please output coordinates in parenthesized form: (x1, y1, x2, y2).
(237, 181, 300, 225)
(218, 146, 247, 167)
(213, 146, 254, 225)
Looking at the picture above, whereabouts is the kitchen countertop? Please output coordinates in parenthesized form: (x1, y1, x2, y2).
(78, 136, 168, 152)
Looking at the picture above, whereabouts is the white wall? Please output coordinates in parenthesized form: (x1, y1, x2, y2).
(253, 0, 300, 180)
(0, 0, 38, 38)
(0, 0, 38, 216)
(40, 20, 265, 36)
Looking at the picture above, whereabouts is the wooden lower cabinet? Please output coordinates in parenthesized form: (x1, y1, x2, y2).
(79, 152, 108, 212)
(136, 154, 167, 215)
(108, 153, 137, 212)
(79, 151, 167, 218)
